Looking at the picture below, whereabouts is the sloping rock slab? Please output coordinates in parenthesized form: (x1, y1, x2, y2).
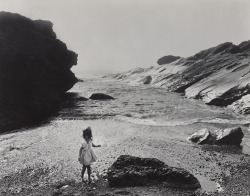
(189, 127, 244, 146)
(110, 41, 250, 115)
(89, 93, 114, 100)
(107, 155, 201, 190)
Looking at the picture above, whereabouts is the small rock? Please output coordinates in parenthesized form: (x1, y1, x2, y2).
(140, 76, 152, 84)
(61, 185, 69, 189)
(187, 128, 211, 144)
(16, 188, 22, 194)
(91, 172, 99, 181)
(89, 93, 114, 100)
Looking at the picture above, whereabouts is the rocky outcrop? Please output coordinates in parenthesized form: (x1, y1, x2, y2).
(107, 155, 201, 190)
(109, 41, 250, 114)
(0, 12, 78, 132)
(188, 127, 244, 146)
(89, 93, 114, 100)
(157, 55, 181, 65)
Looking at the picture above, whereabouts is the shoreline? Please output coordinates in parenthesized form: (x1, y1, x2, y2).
(0, 118, 249, 195)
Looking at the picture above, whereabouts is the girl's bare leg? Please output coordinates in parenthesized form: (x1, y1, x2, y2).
(86, 165, 91, 184)
(81, 165, 86, 181)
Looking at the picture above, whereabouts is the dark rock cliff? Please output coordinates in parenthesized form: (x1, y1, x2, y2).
(0, 12, 78, 132)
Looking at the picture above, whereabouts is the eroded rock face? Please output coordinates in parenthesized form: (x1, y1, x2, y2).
(109, 41, 250, 114)
(107, 155, 201, 190)
(89, 93, 114, 100)
(0, 12, 78, 132)
(188, 127, 244, 146)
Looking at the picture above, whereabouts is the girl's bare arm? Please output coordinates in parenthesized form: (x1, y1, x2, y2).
(78, 147, 83, 161)
(92, 143, 101, 147)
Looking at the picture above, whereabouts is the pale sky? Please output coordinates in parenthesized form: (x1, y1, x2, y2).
(1, 0, 250, 75)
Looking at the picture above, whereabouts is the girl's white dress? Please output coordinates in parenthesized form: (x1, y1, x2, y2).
(80, 140, 97, 165)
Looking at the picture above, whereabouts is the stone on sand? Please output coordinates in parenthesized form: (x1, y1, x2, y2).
(188, 127, 244, 146)
(187, 128, 212, 144)
(107, 155, 201, 190)
(214, 127, 244, 146)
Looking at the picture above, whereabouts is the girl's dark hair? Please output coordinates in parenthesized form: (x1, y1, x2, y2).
(83, 127, 93, 142)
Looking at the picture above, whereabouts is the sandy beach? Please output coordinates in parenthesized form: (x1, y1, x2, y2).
(0, 118, 249, 195)
(1, 3, 250, 196)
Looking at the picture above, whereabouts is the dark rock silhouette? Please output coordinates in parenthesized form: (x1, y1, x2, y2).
(107, 155, 201, 189)
(89, 93, 114, 100)
(157, 55, 181, 65)
(188, 127, 244, 146)
(0, 12, 78, 132)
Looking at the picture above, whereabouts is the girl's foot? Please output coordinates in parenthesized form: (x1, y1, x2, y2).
(87, 179, 92, 185)
(81, 177, 87, 184)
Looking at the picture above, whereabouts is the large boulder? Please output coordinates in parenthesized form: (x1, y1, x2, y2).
(188, 127, 244, 146)
(107, 155, 201, 190)
(0, 12, 78, 132)
(214, 127, 244, 145)
(89, 93, 114, 100)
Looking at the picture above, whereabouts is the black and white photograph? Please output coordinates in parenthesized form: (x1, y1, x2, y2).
(0, 0, 250, 195)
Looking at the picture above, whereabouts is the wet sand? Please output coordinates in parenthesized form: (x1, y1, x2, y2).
(0, 119, 249, 195)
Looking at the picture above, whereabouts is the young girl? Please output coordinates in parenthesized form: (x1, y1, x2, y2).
(78, 127, 101, 184)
